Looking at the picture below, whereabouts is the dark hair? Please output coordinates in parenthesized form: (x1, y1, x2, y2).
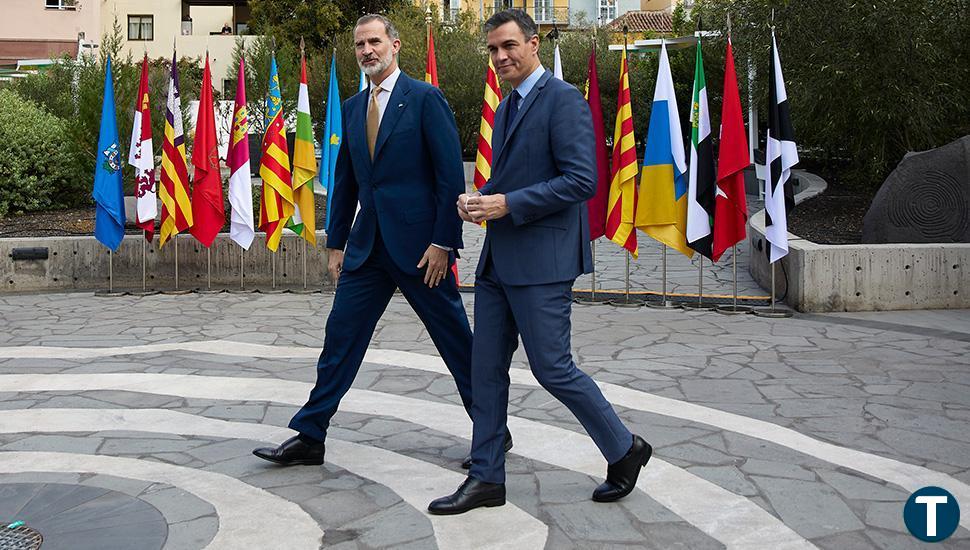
(483, 9, 538, 40)
(354, 14, 400, 41)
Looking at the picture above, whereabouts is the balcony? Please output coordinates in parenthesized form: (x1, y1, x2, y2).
(482, 6, 570, 25)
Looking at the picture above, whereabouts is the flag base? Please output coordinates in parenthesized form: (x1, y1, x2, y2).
(289, 288, 320, 295)
(128, 289, 160, 297)
(753, 307, 794, 318)
(227, 287, 260, 294)
(574, 297, 610, 305)
(161, 289, 193, 295)
(681, 302, 717, 311)
(260, 287, 290, 294)
(196, 288, 225, 295)
(715, 305, 754, 315)
(94, 289, 128, 297)
(646, 299, 680, 310)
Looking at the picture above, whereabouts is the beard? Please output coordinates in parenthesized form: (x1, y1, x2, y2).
(358, 51, 394, 77)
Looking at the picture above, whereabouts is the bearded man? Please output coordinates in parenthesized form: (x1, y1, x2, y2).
(253, 14, 513, 468)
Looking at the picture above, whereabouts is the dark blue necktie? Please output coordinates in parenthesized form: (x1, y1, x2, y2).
(505, 90, 519, 136)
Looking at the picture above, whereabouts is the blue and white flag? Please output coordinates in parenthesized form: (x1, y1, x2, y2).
(92, 56, 125, 251)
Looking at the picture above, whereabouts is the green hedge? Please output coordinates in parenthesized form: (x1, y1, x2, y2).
(0, 89, 85, 217)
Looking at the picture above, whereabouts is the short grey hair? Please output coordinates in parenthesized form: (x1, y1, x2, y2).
(354, 14, 400, 41)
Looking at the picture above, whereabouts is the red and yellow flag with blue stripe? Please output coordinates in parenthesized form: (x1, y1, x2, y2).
(258, 54, 295, 252)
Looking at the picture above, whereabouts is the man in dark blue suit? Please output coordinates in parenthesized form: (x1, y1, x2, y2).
(429, 10, 652, 515)
(253, 14, 511, 467)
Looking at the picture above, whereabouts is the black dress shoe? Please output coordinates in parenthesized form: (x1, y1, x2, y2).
(592, 435, 652, 502)
(428, 477, 506, 515)
(253, 435, 325, 466)
(461, 431, 513, 470)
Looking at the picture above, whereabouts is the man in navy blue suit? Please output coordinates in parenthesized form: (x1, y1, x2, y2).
(253, 14, 515, 467)
(428, 10, 652, 515)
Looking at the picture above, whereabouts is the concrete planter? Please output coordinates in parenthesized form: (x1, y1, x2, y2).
(1, 232, 332, 293)
(748, 171, 969, 312)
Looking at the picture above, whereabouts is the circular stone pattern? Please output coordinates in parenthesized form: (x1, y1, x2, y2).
(0, 483, 167, 550)
(889, 169, 970, 241)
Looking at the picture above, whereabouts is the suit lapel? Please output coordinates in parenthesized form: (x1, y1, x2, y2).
(350, 91, 371, 176)
(373, 73, 411, 162)
(493, 70, 551, 166)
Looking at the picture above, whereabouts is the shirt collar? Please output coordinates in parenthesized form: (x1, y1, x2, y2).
(372, 66, 401, 94)
(512, 64, 545, 100)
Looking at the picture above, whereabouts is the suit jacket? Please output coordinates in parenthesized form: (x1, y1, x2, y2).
(477, 69, 596, 286)
(326, 72, 465, 276)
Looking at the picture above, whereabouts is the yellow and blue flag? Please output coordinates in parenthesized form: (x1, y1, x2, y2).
(321, 53, 343, 234)
(92, 56, 125, 251)
(636, 41, 693, 258)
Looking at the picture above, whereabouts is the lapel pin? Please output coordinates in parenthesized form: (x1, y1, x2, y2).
(398, 103, 404, 108)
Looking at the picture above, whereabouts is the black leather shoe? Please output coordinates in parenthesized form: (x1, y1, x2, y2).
(461, 431, 513, 470)
(428, 477, 506, 515)
(592, 435, 652, 502)
(253, 435, 325, 466)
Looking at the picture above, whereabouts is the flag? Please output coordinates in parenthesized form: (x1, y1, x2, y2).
(473, 58, 502, 191)
(712, 36, 749, 262)
(321, 52, 343, 234)
(358, 68, 367, 92)
(159, 51, 193, 247)
(585, 45, 610, 241)
(189, 55, 225, 248)
(288, 49, 317, 245)
(425, 24, 438, 86)
(553, 42, 563, 80)
(227, 57, 254, 250)
(764, 31, 798, 263)
(258, 54, 294, 252)
(686, 39, 715, 260)
(93, 56, 125, 251)
(128, 54, 156, 243)
(604, 44, 638, 257)
(636, 41, 693, 258)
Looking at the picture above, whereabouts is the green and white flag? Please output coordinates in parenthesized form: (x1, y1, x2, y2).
(686, 39, 716, 260)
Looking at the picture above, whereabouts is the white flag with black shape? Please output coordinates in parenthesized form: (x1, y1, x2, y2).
(764, 30, 798, 264)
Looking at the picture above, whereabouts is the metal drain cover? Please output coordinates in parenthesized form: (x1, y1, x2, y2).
(0, 523, 43, 550)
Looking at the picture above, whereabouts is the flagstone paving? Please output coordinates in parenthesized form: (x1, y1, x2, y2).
(0, 291, 968, 549)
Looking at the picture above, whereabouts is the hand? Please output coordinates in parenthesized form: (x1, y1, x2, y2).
(417, 245, 451, 288)
(457, 192, 480, 223)
(327, 248, 344, 286)
(466, 193, 508, 223)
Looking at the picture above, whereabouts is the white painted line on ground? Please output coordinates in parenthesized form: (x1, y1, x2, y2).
(0, 450, 323, 550)
(0, 373, 813, 549)
(0, 409, 547, 550)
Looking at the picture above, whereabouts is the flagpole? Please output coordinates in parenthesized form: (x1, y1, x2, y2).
(682, 256, 714, 310)
(576, 240, 607, 305)
(302, 239, 307, 290)
(754, 260, 792, 318)
(647, 244, 679, 309)
(716, 244, 752, 314)
(610, 251, 639, 308)
(197, 247, 221, 293)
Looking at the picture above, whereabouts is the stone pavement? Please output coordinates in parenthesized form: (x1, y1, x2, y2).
(0, 291, 969, 549)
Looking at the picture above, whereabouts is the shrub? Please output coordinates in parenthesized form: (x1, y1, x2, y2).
(0, 89, 84, 217)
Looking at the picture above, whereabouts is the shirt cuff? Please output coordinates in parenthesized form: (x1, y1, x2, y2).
(431, 243, 452, 252)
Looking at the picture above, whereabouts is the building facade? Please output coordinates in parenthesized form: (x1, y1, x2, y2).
(0, 0, 102, 67)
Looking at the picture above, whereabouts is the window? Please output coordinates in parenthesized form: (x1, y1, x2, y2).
(45, 0, 76, 9)
(598, 0, 616, 24)
(128, 15, 154, 41)
(534, 0, 553, 22)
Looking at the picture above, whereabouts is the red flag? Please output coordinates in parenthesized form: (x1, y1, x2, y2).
(425, 24, 438, 86)
(585, 46, 610, 241)
(189, 55, 225, 247)
(712, 37, 749, 262)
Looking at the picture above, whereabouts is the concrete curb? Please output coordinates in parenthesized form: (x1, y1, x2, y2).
(748, 170, 970, 312)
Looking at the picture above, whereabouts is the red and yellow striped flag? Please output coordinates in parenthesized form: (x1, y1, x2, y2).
(604, 45, 638, 258)
(473, 58, 502, 190)
(159, 51, 193, 247)
(258, 55, 294, 252)
(425, 24, 438, 86)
